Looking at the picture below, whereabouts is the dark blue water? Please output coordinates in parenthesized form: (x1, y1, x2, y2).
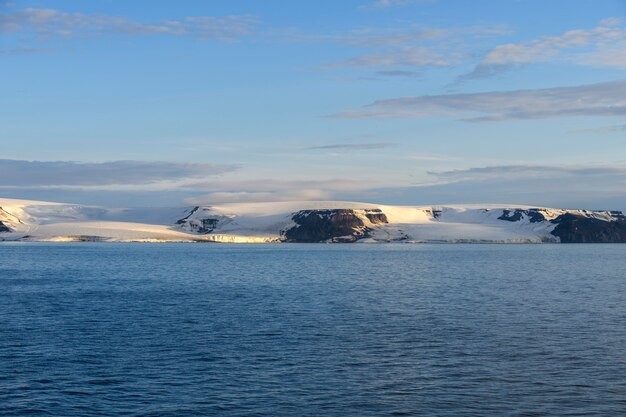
(1, 243, 626, 416)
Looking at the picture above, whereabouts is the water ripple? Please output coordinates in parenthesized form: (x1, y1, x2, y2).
(1, 243, 625, 416)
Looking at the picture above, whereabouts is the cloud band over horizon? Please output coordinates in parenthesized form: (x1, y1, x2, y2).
(333, 79, 626, 121)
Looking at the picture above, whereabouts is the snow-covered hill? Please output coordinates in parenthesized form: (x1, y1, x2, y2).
(1, 198, 625, 243)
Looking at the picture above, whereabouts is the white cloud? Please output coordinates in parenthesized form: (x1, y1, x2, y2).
(0, 160, 238, 188)
(330, 46, 453, 69)
(186, 190, 333, 204)
(307, 143, 395, 150)
(333, 78, 626, 121)
(406, 154, 459, 162)
(0, 7, 255, 40)
(572, 124, 626, 134)
(358, 163, 626, 210)
(461, 18, 626, 80)
(184, 177, 383, 204)
(360, 0, 435, 10)
(318, 25, 506, 71)
(428, 164, 626, 182)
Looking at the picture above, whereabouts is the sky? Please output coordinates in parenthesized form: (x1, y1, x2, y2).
(2, 0, 626, 209)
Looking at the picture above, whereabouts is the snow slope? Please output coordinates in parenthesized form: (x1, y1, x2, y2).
(0, 198, 623, 243)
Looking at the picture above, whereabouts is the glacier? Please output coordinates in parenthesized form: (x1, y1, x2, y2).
(1, 198, 625, 243)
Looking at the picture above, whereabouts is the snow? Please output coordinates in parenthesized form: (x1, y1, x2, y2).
(0, 197, 618, 243)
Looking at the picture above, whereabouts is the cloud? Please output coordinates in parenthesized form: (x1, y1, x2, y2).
(460, 18, 626, 81)
(354, 163, 626, 210)
(307, 143, 395, 150)
(330, 46, 453, 69)
(409, 163, 626, 210)
(375, 70, 421, 78)
(428, 164, 626, 182)
(316, 25, 506, 72)
(360, 0, 435, 10)
(572, 124, 626, 134)
(406, 154, 457, 162)
(184, 178, 376, 204)
(362, 0, 413, 9)
(316, 25, 506, 48)
(0, 7, 255, 40)
(186, 190, 333, 204)
(333, 78, 626, 121)
(0, 46, 50, 55)
(0, 159, 238, 188)
(0, 162, 384, 206)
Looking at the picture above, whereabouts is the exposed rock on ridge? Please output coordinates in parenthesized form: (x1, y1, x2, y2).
(0, 207, 21, 233)
(550, 212, 626, 243)
(176, 206, 230, 234)
(2, 197, 626, 243)
(495, 208, 626, 243)
(498, 208, 550, 223)
(283, 209, 388, 243)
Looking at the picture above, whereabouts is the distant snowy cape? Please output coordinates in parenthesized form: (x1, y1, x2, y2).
(1, 198, 626, 243)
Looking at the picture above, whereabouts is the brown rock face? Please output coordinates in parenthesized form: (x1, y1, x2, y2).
(284, 209, 387, 243)
(365, 209, 389, 224)
(550, 213, 626, 243)
(496, 207, 626, 243)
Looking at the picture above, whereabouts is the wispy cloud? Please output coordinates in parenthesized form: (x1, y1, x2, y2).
(329, 46, 453, 69)
(0, 7, 256, 40)
(333, 79, 626, 121)
(428, 164, 626, 182)
(316, 26, 506, 48)
(572, 124, 626, 134)
(315, 25, 507, 71)
(460, 18, 626, 81)
(307, 143, 395, 150)
(408, 163, 626, 209)
(0, 160, 238, 188)
(0, 46, 50, 55)
(185, 178, 375, 204)
(186, 190, 333, 204)
(360, 0, 435, 10)
(406, 154, 458, 162)
(375, 70, 421, 78)
(363, 163, 626, 210)
(0, 160, 391, 205)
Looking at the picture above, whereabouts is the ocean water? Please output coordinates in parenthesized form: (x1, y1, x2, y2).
(1, 243, 625, 416)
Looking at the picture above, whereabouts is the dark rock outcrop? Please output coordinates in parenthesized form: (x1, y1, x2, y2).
(497, 207, 626, 243)
(176, 206, 200, 224)
(550, 213, 626, 243)
(364, 209, 388, 224)
(498, 209, 547, 223)
(0, 207, 19, 232)
(189, 218, 220, 234)
(284, 209, 387, 243)
(176, 207, 223, 234)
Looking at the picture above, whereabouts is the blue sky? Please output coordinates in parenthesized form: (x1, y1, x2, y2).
(2, 0, 626, 208)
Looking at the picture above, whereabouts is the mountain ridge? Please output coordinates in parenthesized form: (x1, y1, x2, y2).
(1, 198, 625, 243)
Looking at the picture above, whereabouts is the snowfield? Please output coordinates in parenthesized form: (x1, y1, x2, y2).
(0, 198, 623, 243)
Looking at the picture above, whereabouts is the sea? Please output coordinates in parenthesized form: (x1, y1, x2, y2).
(1, 243, 625, 416)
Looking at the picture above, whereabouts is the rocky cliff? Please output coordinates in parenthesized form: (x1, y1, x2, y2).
(551, 212, 626, 243)
(2, 198, 626, 243)
(0, 207, 19, 233)
(176, 206, 231, 234)
(495, 207, 626, 243)
(283, 208, 388, 243)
